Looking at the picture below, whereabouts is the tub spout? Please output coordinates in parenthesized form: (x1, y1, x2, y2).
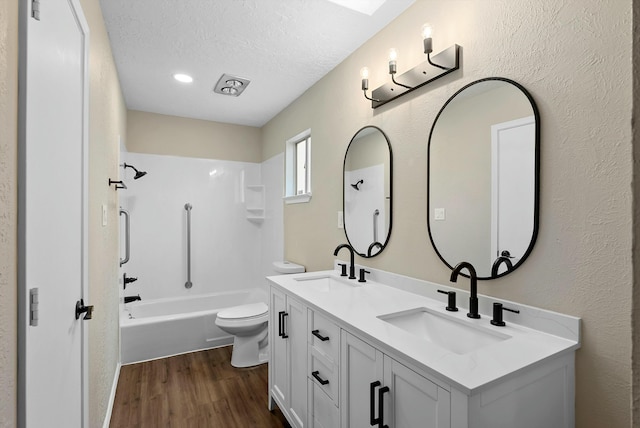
(124, 294, 141, 304)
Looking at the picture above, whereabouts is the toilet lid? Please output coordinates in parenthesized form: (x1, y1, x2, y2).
(217, 302, 268, 320)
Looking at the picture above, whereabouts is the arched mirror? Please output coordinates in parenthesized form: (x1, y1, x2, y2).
(343, 126, 392, 257)
(428, 77, 539, 279)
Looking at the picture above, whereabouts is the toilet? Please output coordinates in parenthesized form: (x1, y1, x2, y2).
(215, 261, 305, 368)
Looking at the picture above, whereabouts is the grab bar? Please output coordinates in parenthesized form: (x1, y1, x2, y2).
(119, 208, 130, 267)
(373, 209, 380, 243)
(184, 203, 193, 289)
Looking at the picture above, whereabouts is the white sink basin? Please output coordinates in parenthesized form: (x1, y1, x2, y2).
(378, 307, 510, 355)
(294, 275, 359, 292)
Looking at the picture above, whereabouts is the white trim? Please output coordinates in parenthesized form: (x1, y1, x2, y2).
(284, 192, 312, 204)
(102, 363, 121, 428)
(72, 0, 91, 425)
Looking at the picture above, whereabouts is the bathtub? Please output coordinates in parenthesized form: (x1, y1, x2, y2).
(121, 288, 267, 364)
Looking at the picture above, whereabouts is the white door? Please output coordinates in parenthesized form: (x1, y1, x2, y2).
(19, 0, 89, 426)
(490, 116, 536, 271)
(340, 332, 384, 428)
(287, 297, 307, 428)
(270, 288, 288, 410)
(383, 356, 450, 428)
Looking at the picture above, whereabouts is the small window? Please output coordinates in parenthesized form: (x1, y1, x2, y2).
(285, 129, 311, 204)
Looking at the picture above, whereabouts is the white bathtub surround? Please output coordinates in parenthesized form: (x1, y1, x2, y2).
(268, 266, 580, 428)
(344, 164, 387, 251)
(121, 288, 266, 364)
(261, 153, 286, 277)
(120, 152, 269, 301)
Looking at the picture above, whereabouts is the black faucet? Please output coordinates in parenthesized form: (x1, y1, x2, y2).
(334, 244, 356, 279)
(124, 294, 141, 304)
(450, 262, 480, 319)
(491, 256, 513, 277)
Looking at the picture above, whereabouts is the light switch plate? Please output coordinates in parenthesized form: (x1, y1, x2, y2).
(434, 208, 446, 220)
(102, 204, 108, 226)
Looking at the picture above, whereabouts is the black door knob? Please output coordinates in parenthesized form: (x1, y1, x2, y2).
(75, 299, 94, 320)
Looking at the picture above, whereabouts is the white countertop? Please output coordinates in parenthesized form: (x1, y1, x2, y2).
(267, 269, 580, 395)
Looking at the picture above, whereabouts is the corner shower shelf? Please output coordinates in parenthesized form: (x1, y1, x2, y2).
(245, 185, 265, 222)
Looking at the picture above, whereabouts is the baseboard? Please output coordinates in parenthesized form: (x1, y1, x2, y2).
(103, 362, 121, 428)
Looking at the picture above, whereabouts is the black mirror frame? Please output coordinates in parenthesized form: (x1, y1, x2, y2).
(427, 77, 540, 280)
(343, 125, 393, 258)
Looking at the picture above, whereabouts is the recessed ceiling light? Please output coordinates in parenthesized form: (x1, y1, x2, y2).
(173, 73, 193, 83)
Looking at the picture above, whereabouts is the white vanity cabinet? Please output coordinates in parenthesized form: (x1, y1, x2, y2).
(269, 288, 307, 428)
(341, 332, 450, 428)
(268, 271, 579, 428)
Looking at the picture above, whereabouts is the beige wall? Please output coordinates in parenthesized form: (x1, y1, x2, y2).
(127, 110, 261, 162)
(79, 0, 127, 426)
(263, 1, 633, 426)
(632, 0, 640, 425)
(0, 0, 125, 426)
(0, 0, 18, 426)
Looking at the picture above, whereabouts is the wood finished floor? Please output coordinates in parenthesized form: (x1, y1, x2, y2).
(110, 346, 290, 428)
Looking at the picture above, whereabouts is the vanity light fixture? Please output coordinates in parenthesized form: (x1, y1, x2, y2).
(361, 23, 460, 108)
(214, 74, 251, 97)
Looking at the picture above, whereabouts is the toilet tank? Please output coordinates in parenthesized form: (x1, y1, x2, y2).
(273, 261, 305, 274)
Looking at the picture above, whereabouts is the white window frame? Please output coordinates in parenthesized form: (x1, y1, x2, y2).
(284, 129, 312, 204)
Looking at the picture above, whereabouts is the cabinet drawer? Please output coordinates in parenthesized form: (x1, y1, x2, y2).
(309, 346, 339, 403)
(308, 379, 340, 428)
(308, 309, 340, 363)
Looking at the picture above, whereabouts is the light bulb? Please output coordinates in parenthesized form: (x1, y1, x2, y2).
(388, 49, 398, 75)
(360, 67, 370, 91)
(421, 23, 433, 39)
(422, 23, 433, 54)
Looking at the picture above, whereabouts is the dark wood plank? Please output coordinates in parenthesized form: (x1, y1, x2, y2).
(110, 346, 290, 428)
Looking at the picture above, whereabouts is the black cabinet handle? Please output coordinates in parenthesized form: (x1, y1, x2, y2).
(369, 381, 389, 428)
(278, 311, 289, 338)
(311, 329, 330, 341)
(370, 381, 380, 426)
(311, 370, 329, 385)
(281, 311, 289, 339)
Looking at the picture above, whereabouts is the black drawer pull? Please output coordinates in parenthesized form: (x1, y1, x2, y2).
(311, 370, 329, 385)
(312, 329, 330, 341)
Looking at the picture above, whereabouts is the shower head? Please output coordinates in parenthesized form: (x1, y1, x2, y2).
(351, 179, 364, 191)
(123, 163, 148, 180)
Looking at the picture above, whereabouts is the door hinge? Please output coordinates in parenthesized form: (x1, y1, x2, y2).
(29, 288, 39, 326)
(32, 0, 41, 21)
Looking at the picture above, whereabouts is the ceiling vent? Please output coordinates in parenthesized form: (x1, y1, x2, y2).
(213, 74, 250, 97)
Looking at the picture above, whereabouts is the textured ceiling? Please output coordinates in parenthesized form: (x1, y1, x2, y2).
(100, 0, 415, 127)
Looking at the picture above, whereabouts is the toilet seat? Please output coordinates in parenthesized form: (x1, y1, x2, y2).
(217, 302, 268, 321)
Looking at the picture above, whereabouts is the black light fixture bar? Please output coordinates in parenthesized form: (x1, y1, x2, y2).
(370, 44, 460, 109)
